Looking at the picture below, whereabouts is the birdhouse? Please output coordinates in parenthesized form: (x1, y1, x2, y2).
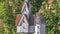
(16, 0, 35, 34)
(16, 0, 46, 34)
(34, 12, 45, 34)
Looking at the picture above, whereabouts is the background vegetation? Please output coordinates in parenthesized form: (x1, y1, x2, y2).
(0, 0, 60, 34)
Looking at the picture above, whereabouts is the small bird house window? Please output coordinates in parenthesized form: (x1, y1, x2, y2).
(37, 26, 40, 29)
(23, 26, 26, 29)
(22, 18, 25, 23)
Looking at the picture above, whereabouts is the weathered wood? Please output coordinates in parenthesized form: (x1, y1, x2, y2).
(16, 14, 22, 26)
(34, 13, 45, 34)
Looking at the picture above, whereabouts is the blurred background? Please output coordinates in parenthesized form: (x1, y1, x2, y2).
(0, 0, 60, 34)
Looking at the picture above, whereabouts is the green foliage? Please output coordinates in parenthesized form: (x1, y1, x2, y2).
(40, 0, 60, 34)
(31, 0, 44, 14)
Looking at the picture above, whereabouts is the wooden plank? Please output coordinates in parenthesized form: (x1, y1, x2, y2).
(16, 14, 22, 26)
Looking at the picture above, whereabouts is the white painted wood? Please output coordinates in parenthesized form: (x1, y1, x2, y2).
(17, 26, 20, 33)
(21, 0, 31, 18)
(17, 25, 29, 32)
(34, 24, 40, 34)
(17, 15, 29, 32)
(34, 24, 45, 34)
(22, 3, 29, 15)
(23, 23, 28, 32)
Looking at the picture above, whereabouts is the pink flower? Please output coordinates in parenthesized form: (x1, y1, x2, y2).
(48, 0, 54, 4)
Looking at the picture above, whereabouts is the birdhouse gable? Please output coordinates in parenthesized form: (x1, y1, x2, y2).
(18, 15, 29, 26)
(21, 2, 29, 15)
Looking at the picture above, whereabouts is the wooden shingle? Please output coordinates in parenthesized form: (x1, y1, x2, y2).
(16, 14, 22, 26)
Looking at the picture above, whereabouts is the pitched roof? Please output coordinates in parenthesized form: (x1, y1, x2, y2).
(35, 13, 45, 24)
(18, 14, 29, 26)
(16, 14, 22, 26)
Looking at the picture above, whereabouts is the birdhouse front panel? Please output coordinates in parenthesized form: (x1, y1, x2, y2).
(17, 23, 29, 32)
(20, 25, 28, 32)
(34, 24, 40, 34)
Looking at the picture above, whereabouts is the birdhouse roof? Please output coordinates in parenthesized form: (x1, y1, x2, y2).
(17, 14, 29, 26)
(16, 14, 22, 26)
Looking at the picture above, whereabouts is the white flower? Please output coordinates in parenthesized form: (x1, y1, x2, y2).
(51, 10, 56, 13)
(48, 5, 51, 9)
(42, 1, 46, 5)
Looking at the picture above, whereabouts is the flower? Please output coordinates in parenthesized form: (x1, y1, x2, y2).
(42, 1, 46, 5)
(48, 5, 51, 9)
(51, 10, 56, 13)
(48, 0, 54, 4)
